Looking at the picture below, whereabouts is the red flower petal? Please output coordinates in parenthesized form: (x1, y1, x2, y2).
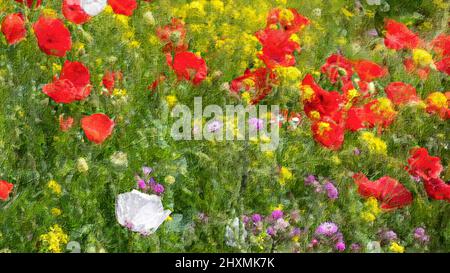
(423, 177, 450, 202)
(33, 16, 72, 57)
(108, 0, 137, 16)
(353, 173, 413, 210)
(407, 147, 443, 181)
(43, 79, 78, 104)
(42, 61, 91, 103)
(266, 8, 309, 34)
(436, 57, 450, 76)
(353, 60, 387, 82)
(62, 0, 91, 25)
(311, 116, 345, 150)
(345, 106, 374, 132)
(321, 54, 354, 84)
(81, 113, 115, 144)
(384, 19, 420, 50)
(431, 34, 450, 57)
(255, 28, 300, 68)
(1, 13, 26, 45)
(59, 60, 92, 100)
(385, 82, 418, 105)
(166, 51, 208, 85)
(0, 180, 13, 201)
(301, 74, 344, 119)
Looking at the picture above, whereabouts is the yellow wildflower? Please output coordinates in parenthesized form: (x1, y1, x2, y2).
(165, 95, 178, 107)
(51, 208, 62, 217)
(47, 180, 62, 196)
(412, 49, 434, 67)
(389, 242, 405, 253)
(359, 132, 388, 156)
(39, 224, 69, 253)
(279, 167, 293, 186)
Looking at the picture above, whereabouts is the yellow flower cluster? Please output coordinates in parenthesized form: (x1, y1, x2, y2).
(47, 180, 62, 196)
(39, 224, 69, 253)
(412, 49, 434, 67)
(279, 166, 293, 186)
(389, 242, 405, 253)
(169, 0, 272, 73)
(51, 208, 62, 217)
(427, 92, 448, 109)
(360, 197, 381, 223)
(359, 132, 387, 156)
(274, 67, 302, 89)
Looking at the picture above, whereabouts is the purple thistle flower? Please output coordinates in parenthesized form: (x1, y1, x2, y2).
(315, 222, 339, 237)
(290, 227, 301, 237)
(414, 227, 429, 243)
(251, 214, 262, 223)
(335, 241, 346, 252)
(353, 148, 361, 156)
(266, 226, 276, 236)
(271, 210, 283, 220)
(242, 215, 250, 225)
(152, 183, 165, 194)
(380, 230, 397, 242)
(137, 179, 147, 190)
(304, 175, 317, 185)
(324, 181, 339, 200)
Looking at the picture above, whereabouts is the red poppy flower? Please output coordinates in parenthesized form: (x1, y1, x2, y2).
(431, 34, 450, 57)
(230, 68, 277, 104)
(363, 98, 397, 129)
(407, 147, 443, 181)
(436, 57, 450, 76)
(255, 28, 300, 68)
(81, 113, 115, 144)
(156, 18, 188, 54)
(384, 19, 420, 50)
(345, 106, 374, 132)
(62, 0, 91, 25)
(0, 180, 13, 201)
(59, 115, 74, 132)
(321, 54, 354, 84)
(166, 51, 208, 85)
(43, 61, 92, 103)
(266, 8, 309, 34)
(108, 0, 137, 16)
(301, 74, 343, 119)
(102, 70, 123, 93)
(385, 82, 418, 105)
(422, 177, 450, 202)
(15, 0, 41, 8)
(353, 60, 388, 82)
(341, 80, 372, 100)
(353, 173, 413, 210)
(311, 116, 345, 150)
(1, 13, 26, 45)
(33, 16, 72, 57)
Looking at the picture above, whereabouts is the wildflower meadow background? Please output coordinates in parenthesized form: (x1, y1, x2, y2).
(0, 0, 449, 253)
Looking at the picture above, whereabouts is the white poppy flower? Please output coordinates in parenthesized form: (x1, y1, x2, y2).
(116, 190, 171, 235)
(80, 0, 107, 16)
